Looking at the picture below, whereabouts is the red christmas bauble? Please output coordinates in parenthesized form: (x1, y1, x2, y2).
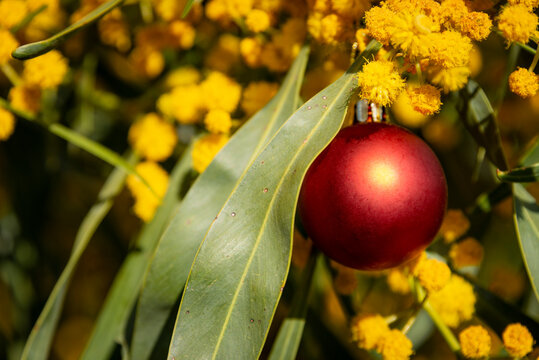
(298, 122, 447, 270)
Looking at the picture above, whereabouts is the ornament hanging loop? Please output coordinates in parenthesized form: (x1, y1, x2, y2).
(355, 100, 387, 124)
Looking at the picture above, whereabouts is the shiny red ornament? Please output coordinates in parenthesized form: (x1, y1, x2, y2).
(298, 122, 447, 270)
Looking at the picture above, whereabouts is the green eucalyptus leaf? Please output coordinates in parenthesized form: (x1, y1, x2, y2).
(11, 4, 47, 33)
(513, 183, 539, 301)
(268, 254, 318, 360)
(458, 80, 508, 170)
(168, 41, 381, 360)
(80, 146, 193, 360)
(521, 137, 539, 166)
(12, 0, 124, 60)
(498, 163, 539, 183)
(181, 0, 196, 18)
(470, 138, 539, 213)
(130, 46, 311, 360)
(20, 154, 134, 360)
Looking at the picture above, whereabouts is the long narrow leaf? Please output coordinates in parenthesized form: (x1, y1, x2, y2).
(181, 0, 196, 18)
(521, 137, 539, 166)
(458, 80, 509, 170)
(513, 183, 539, 301)
(169, 41, 381, 360)
(498, 163, 539, 182)
(268, 253, 318, 360)
(12, 0, 124, 60)
(80, 145, 193, 360)
(20, 154, 134, 360)
(130, 46, 311, 360)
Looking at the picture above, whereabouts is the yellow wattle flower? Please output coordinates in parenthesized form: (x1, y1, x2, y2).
(416, 258, 451, 293)
(0, 29, 19, 65)
(9, 85, 42, 115)
(406, 84, 442, 115)
(241, 81, 279, 116)
(350, 313, 390, 350)
(386, 268, 411, 294)
(0, 107, 15, 141)
(357, 60, 405, 107)
(376, 329, 413, 360)
(126, 162, 170, 222)
(22, 50, 69, 89)
(245, 9, 271, 33)
(191, 133, 229, 173)
(201, 71, 242, 113)
(509, 67, 539, 98)
(128, 113, 178, 162)
(449, 237, 484, 268)
(502, 323, 534, 358)
(497, 4, 538, 44)
(459, 325, 491, 359)
(204, 109, 232, 134)
(429, 275, 476, 327)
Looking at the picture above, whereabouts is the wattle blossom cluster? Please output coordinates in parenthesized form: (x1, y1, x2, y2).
(355, 0, 493, 114)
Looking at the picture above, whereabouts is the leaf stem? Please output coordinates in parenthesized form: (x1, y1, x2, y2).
(139, 0, 154, 23)
(0, 96, 158, 198)
(1, 63, 22, 86)
(11, 4, 48, 33)
(529, 46, 539, 71)
(493, 29, 536, 55)
(12, 0, 125, 60)
(495, 44, 520, 111)
(415, 281, 461, 353)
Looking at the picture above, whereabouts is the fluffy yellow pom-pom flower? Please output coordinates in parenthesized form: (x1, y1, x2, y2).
(245, 9, 270, 33)
(509, 67, 539, 98)
(427, 65, 471, 93)
(201, 71, 242, 113)
(241, 81, 279, 116)
(406, 84, 442, 115)
(429, 30, 473, 69)
(386, 269, 411, 294)
(438, 209, 470, 243)
(416, 258, 451, 292)
(497, 4, 538, 44)
(508, 0, 539, 10)
(502, 323, 534, 358)
(390, 12, 438, 59)
(126, 162, 170, 222)
(192, 133, 229, 173)
(350, 313, 389, 350)
(240, 37, 263, 68)
(128, 113, 178, 161)
(392, 90, 429, 128)
(204, 109, 232, 134)
(0, 29, 19, 65)
(0, 0, 28, 29)
(376, 329, 413, 360)
(165, 66, 201, 88)
(0, 107, 15, 141)
(429, 275, 476, 327)
(364, 6, 396, 45)
(449, 237, 484, 268)
(459, 325, 491, 359)
(9, 85, 42, 115)
(319, 14, 349, 45)
(23, 50, 69, 89)
(357, 60, 405, 107)
(157, 84, 205, 124)
(458, 12, 492, 41)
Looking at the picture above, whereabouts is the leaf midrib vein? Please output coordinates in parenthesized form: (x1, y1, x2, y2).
(211, 73, 355, 360)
